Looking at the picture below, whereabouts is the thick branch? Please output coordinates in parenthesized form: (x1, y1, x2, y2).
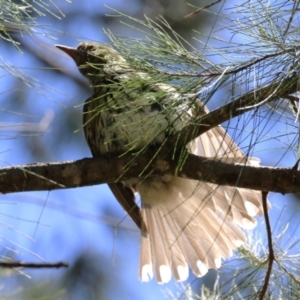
(1, 76, 299, 196)
(172, 75, 299, 148)
(0, 152, 299, 195)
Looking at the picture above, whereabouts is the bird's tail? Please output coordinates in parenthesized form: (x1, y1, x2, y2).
(137, 124, 269, 283)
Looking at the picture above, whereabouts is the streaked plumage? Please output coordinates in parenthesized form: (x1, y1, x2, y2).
(56, 43, 269, 283)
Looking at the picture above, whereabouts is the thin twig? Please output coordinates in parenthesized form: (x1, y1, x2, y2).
(0, 261, 68, 268)
(282, 1, 300, 42)
(184, 0, 221, 19)
(159, 47, 298, 78)
(275, 258, 300, 285)
(259, 191, 274, 300)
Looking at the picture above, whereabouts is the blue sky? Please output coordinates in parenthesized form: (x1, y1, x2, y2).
(1, 1, 300, 299)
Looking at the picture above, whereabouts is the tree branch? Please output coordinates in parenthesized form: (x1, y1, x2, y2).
(173, 75, 299, 148)
(0, 261, 68, 268)
(1, 75, 299, 196)
(0, 151, 299, 195)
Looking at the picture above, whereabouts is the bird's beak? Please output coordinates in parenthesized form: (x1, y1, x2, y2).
(55, 45, 80, 61)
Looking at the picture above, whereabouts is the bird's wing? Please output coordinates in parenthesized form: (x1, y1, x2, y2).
(138, 111, 268, 283)
(108, 182, 142, 230)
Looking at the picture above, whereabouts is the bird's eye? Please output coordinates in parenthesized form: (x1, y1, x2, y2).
(77, 43, 95, 53)
(85, 45, 95, 52)
(77, 45, 84, 51)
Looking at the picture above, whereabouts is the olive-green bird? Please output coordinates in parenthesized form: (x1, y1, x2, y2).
(56, 43, 269, 284)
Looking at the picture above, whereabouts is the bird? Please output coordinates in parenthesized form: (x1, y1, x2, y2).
(56, 42, 269, 284)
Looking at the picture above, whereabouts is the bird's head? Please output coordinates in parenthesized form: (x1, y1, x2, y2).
(56, 42, 127, 82)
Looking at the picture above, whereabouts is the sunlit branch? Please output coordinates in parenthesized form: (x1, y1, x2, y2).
(0, 151, 299, 195)
(173, 75, 300, 148)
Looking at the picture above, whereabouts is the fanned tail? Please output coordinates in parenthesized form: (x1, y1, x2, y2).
(138, 123, 269, 283)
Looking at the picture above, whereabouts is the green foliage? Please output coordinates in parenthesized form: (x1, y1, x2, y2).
(2, 0, 300, 299)
(0, 0, 69, 49)
(101, 3, 300, 299)
(103, 4, 300, 162)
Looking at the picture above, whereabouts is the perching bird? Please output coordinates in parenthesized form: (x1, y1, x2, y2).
(56, 43, 268, 283)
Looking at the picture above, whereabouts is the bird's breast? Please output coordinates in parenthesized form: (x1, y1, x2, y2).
(83, 96, 169, 155)
(83, 78, 189, 156)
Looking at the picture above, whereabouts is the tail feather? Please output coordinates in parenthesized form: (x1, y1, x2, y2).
(137, 120, 269, 283)
(145, 206, 172, 283)
(212, 187, 261, 229)
(139, 182, 252, 283)
(169, 202, 235, 259)
(194, 125, 244, 159)
(155, 210, 189, 281)
(139, 209, 153, 282)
